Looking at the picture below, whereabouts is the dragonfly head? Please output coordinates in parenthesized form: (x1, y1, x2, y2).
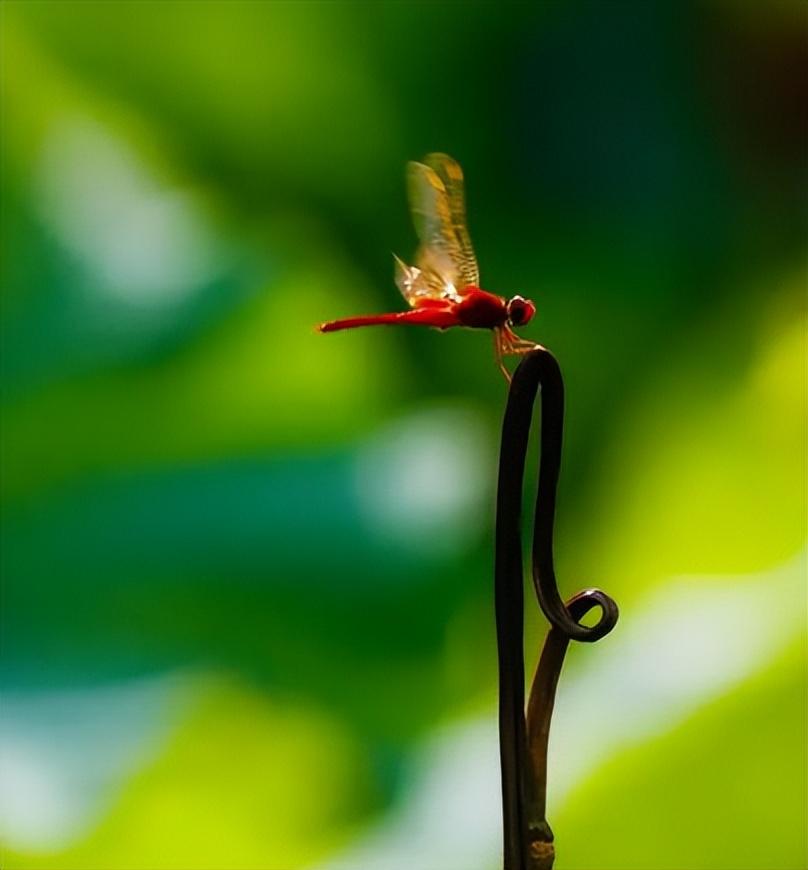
(506, 295, 536, 327)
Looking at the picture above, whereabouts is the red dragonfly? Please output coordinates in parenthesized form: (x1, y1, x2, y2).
(318, 153, 539, 380)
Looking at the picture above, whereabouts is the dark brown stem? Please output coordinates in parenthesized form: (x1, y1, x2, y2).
(494, 348, 619, 870)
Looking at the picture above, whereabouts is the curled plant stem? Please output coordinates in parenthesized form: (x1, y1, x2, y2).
(494, 348, 619, 870)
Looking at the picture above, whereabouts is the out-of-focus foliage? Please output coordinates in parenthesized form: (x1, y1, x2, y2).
(1, 2, 805, 869)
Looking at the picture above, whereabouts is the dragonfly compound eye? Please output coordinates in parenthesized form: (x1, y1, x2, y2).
(507, 296, 535, 326)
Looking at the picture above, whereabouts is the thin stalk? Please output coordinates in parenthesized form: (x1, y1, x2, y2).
(494, 348, 619, 870)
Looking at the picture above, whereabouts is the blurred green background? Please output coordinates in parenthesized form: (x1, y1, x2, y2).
(1, 2, 806, 868)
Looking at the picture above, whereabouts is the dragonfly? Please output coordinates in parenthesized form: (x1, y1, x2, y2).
(318, 153, 539, 381)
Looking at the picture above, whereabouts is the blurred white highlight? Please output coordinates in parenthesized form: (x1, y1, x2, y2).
(0, 673, 191, 851)
(313, 550, 806, 870)
(354, 406, 493, 557)
(36, 118, 222, 307)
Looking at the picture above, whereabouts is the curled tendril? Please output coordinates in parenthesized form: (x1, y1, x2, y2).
(494, 348, 619, 870)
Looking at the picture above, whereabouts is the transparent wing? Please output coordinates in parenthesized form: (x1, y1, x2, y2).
(404, 161, 465, 301)
(423, 153, 479, 287)
(394, 253, 450, 306)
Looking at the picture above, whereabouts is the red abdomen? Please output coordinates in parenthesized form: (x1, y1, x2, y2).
(454, 289, 509, 329)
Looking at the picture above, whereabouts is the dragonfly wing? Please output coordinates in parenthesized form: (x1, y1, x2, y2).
(423, 153, 480, 287)
(393, 253, 443, 305)
(406, 161, 466, 301)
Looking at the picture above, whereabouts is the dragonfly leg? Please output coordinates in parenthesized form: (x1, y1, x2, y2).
(501, 327, 542, 356)
(511, 341, 542, 354)
(493, 329, 512, 382)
